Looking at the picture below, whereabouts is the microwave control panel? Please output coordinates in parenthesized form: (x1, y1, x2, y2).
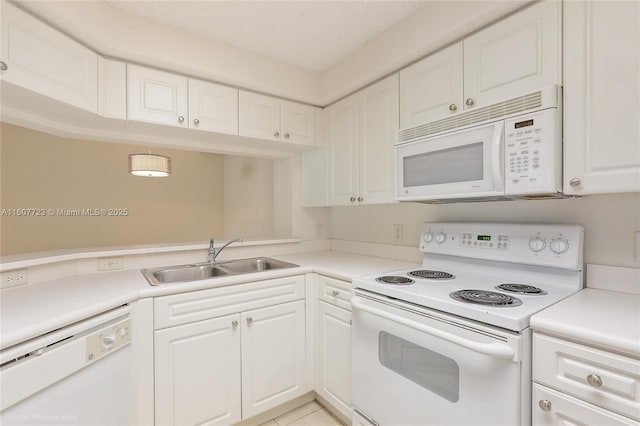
(504, 108, 561, 195)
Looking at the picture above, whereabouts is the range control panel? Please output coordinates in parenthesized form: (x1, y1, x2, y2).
(420, 222, 584, 270)
(85, 317, 130, 364)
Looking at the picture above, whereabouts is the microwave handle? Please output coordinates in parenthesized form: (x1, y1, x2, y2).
(491, 122, 505, 192)
(351, 296, 515, 359)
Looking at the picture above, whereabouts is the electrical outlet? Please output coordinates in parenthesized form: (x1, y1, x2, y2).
(394, 224, 404, 242)
(98, 257, 123, 271)
(636, 232, 640, 262)
(1, 268, 28, 288)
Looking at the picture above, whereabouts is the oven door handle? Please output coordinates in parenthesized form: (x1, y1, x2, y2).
(351, 297, 515, 359)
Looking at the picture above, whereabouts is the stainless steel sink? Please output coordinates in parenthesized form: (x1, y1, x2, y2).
(141, 257, 298, 286)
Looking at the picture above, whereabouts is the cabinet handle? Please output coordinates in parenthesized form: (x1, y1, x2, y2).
(357, 196, 363, 202)
(350, 197, 356, 202)
(448, 104, 457, 112)
(465, 98, 474, 106)
(231, 320, 238, 327)
(274, 131, 280, 138)
(538, 400, 552, 412)
(178, 115, 185, 124)
(0, 61, 7, 71)
(587, 374, 602, 387)
(246, 317, 253, 324)
(569, 178, 581, 187)
(331, 290, 339, 297)
(284, 133, 290, 139)
(193, 118, 200, 126)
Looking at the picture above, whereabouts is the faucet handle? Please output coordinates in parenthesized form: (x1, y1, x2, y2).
(209, 238, 215, 248)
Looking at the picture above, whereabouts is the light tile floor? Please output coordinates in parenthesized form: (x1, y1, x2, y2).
(259, 401, 344, 426)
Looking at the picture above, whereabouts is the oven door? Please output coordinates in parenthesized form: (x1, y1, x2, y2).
(351, 292, 527, 426)
(395, 121, 504, 201)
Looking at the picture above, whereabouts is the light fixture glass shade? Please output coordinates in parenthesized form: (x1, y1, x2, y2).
(128, 153, 171, 177)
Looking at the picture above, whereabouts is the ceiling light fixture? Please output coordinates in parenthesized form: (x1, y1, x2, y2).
(128, 153, 171, 177)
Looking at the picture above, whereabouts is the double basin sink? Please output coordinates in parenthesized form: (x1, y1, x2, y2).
(142, 257, 299, 286)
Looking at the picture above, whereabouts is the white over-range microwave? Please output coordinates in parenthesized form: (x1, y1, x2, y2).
(396, 86, 566, 203)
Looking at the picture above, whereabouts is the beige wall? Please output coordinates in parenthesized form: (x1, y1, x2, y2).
(1, 123, 225, 255)
(330, 193, 640, 268)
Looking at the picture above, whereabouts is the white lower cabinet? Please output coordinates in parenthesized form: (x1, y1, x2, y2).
(154, 276, 307, 425)
(155, 314, 242, 426)
(317, 300, 352, 418)
(241, 300, 307, 418)
(533, 332, 640, 426)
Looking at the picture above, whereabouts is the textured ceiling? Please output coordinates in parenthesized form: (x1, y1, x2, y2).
(103, 1, 429, 72)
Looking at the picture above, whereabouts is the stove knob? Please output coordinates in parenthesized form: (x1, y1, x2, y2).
(549, 238, 570, 255)
(435, 232, 447, 244)
(528, 237, 546, 252)
(423, 232, 434, 243)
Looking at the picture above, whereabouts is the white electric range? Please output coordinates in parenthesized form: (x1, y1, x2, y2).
(351, 222, 584, 426)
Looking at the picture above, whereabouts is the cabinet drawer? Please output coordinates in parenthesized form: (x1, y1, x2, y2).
(318, 275, 352, 311)
(155, 275, 305, 329)
(534, 333, 640, 420)
(533, 384, 638, 426)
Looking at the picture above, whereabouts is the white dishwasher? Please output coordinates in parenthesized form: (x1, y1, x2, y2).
(0, 306, 132, 425)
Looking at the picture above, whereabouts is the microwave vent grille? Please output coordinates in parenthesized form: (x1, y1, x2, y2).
(398, 91, 544, 144)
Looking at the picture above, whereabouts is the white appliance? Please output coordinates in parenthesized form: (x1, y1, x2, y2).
(396, 86, 564, 203)
(0, 306, 132, 425)
(351, 222, 584, 426)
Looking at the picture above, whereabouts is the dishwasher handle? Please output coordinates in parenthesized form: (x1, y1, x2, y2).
(351, 296, 515, 360)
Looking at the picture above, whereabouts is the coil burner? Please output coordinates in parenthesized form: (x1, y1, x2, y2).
(496, 283, 546, 295)
(375, 276, 415, 285)
(408, 270, 455, 280)
(450, 289, 523, 307)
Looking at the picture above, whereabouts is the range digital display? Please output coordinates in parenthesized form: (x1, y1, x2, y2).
(477, 235, 491, 241)
(515, 119, 534, 128)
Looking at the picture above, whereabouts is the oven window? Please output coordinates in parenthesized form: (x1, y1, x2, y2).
(403, 142, 483, 187)
(378, 331, 459, 402)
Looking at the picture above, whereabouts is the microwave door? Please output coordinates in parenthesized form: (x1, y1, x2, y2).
(396, 122, 505, 201)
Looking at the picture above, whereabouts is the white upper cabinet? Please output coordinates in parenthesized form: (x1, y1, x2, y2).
(399, 1, 560, 129)
(127, 64, 188, 128)
(188, 78, 238, 135)
(98, 57, 126, 120)
(400, 43, 463, 128)
(463, 0, 561, 109)
(563, 1, 640, 195)
(328, 74, 398, 206)
(0, 2, 98, 113)
(281, 100, 316, 146)
(239, 91, 316, 145)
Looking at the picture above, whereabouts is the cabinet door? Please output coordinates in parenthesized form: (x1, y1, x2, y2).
(563, 1, 640, 194)
(358, 74, 399, 205)
(533, 384, 638, 426)
(399, 43, 463, 128)
(327, 94, 359, 206)
(281, 100, 316, 146)
(127, 64, 188, 127)
(241, 300, 306, 419)
(155, 314, 241, 426)
(463, 1, 560, 109)
(317, 301, 352, 419)
(0, 2, 98, 113)
(239, 91, 281, 141)
(188, 79, 238, 135)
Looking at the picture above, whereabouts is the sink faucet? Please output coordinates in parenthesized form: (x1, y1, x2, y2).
(208, 237, 243, 263)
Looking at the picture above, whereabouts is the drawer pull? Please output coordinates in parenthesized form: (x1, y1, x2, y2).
(538, 399, 552, 412)
(246, 317, 253, 324)
(331, 290, 339, 297)
(231, 320, 238, 328)
(587, 374, 603, 387)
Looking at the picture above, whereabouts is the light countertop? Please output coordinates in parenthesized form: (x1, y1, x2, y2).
(530, 288, 640, 357)
(0, 250, 418, 349)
